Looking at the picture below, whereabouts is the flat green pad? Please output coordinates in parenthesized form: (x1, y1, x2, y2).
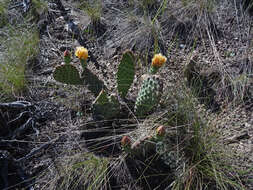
(53, 64, 83, 85)
(82, 68, 105, 97)
(117, 50, 135, 98)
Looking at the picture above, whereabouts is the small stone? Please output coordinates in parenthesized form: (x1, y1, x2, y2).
(179, 44, 186, 49)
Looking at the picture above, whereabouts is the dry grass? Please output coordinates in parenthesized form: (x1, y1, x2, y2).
(164, 85, 247, 190)
(160, 0, 219, 44)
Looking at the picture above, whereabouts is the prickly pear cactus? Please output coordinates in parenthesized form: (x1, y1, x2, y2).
(53, 64, 83, 85)
(53, 47, 106, 97)
(92, 90, 120, 120)
(156, 142, 182, 171)
(121, 125, 185, 188)
(134, 74, 163, 116)
(129, 135, 156, 157)
(116, 50, 135, 98)
(121, 126, 166, 157)
(53, 48, 167, 121)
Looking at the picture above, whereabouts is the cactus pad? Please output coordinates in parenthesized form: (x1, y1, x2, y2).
(117, 50, 135, 98)
(53, 64, 83, 85)
(82, 68, 106, 97)
(134, 75, 163, 116)
(92, 90, 120, 120)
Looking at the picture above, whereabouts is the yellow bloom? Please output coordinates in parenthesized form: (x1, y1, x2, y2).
(75, 46, 88, 60)
(152, 53, 167, 67)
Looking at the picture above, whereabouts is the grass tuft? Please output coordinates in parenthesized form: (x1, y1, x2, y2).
(52, 153, 109, 190)
(79, 0, 102, 24)
(163, 84, 247, 190)
(78, 0, 106, 37)
(0, 25, 39, 100)
(160, 0, 219, 44)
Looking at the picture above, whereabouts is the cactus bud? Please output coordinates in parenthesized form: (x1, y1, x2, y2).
(156, 125, 166, 141)
(63, 50, 71, 64)
(150, 53, 167, 74)
(121, 136, 131, 147)
(121, 136, 132, 153)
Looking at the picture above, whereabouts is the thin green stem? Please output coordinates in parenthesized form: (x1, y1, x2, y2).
(151, 0, 167, 25)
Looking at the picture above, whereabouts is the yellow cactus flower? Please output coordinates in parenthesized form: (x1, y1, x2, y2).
(152, 53, 167, 68)
(75, 46, 88, 60)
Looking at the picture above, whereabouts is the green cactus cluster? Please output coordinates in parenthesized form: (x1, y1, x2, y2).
(53, 49, 136, 119)
(53, 47, 166, 119)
